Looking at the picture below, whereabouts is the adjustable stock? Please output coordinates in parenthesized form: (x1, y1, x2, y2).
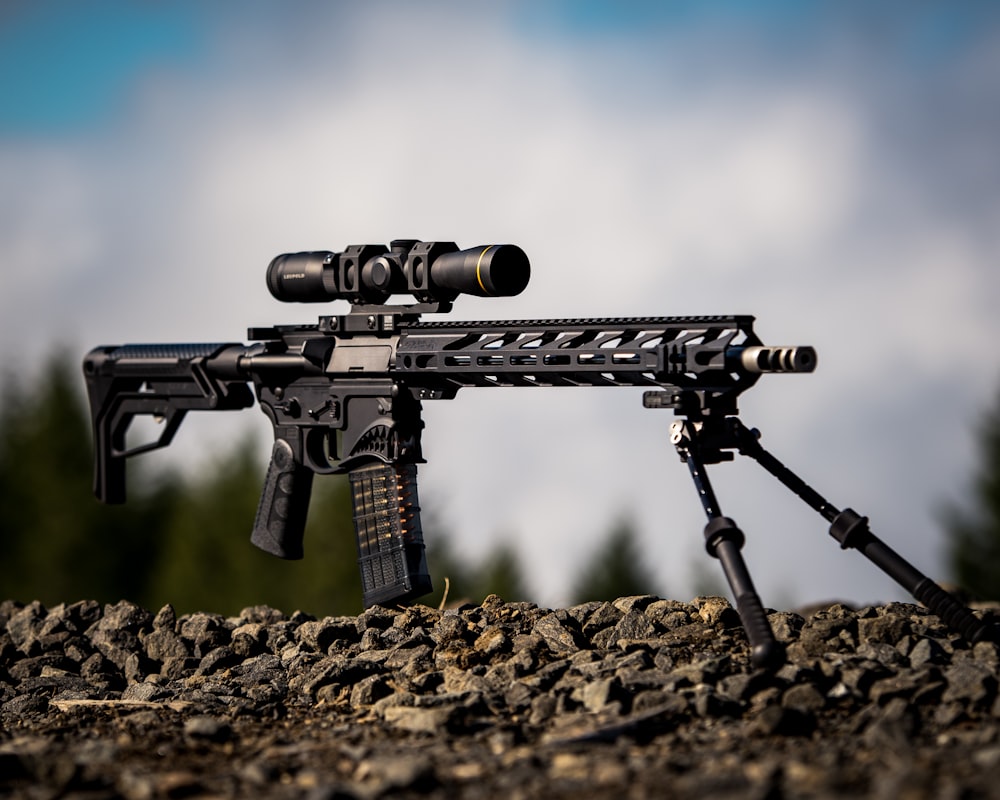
(251, 438, 314, 560)
(82, 343, 253, 503)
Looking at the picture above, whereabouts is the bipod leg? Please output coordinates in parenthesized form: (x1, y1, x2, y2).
(674, 425, 785, 670)
(732, 421, 997, 644)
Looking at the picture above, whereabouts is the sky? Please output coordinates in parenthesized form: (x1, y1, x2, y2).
(2, 1, 999, 610)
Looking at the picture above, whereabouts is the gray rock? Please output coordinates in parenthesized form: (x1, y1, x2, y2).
(183, 715, 233, 742)
(5, 601, 46, 656)
(695, 596, 742, 628)
(121, 681, 168, 702)
(646, 599, 695, 629)
(143, 627, 190, 663)
(291, 655, 383, 699)
(782, 683, 826, 713)
(432, 613, 472, 646)
(382, 704, 453, 735)
(566, 601, 604, 627)
(350, 674, 393, 707)
(472, 626, 510, 658)
(98, 600, 153, 635)
(7, 655, 74, 681)
(909, 636, 949, 667)
(229, 623, 268, 658)
(1, 693, 48, 720)
(152, 603, 177, 631)
(868, 668, 938, 705)
(356, 606, 398, 633)
(3, 594, 1000, 799)
(296, 616, 358, 653)
(178, 613, 231, 656)
(942, 660, 997, 707)
(610, 609, 659, 643)
(858, 612, 911, 645)
(613, 595, 659, 614)
(235, 605, 287, 626)
(534, 612, 584, 654)
(196, 646, 242, 676)
(572, 676, 620, 713)
(580, 601, 623, 638)
(769, 611, 806, 642)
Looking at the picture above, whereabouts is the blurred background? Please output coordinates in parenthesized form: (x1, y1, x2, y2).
(2, 1, 1000, 615)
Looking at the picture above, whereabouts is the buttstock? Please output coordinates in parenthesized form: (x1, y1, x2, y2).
(82, 343, 253, 504)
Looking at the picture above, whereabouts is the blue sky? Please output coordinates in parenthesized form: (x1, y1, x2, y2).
(0, 2, 205, 132)
(4, 2, 995, 132)
(2, 1, 999, 608)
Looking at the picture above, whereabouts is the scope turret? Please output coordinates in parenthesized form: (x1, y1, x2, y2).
(266, 240, 530, 307)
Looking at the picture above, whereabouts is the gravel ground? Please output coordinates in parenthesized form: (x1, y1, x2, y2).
(2, 594, 1000, 799)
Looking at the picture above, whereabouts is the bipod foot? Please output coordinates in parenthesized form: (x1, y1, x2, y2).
(705, 517, 786, 671)
(830, 509, 999, 644)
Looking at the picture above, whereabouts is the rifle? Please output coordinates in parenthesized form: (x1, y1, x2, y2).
(83, 239, 995, 668)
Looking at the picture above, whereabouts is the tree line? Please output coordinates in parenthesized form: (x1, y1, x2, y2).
(0, 351, 670, 616)
(943, 384, 1000, 601)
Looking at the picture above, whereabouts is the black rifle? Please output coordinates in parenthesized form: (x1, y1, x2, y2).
(83, 239, 995, 668)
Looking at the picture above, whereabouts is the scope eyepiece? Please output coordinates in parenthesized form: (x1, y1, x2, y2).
(266, 240, 530, 307)
(266, 252, 339, 303)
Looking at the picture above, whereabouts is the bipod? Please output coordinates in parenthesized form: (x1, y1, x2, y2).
(668, 415, 998, 671)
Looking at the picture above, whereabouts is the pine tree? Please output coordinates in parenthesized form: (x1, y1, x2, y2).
(145, 438, 364, 616)
(0, 350, 173, 604)
(422, 534, 529, 608)
(569, 516, 660, 603)
(945, 387, 1000, 600)
(476, 541, 528, 601)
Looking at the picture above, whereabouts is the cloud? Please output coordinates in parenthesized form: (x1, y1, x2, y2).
(2, 2, 999, 607)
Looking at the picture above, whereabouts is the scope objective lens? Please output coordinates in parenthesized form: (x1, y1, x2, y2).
(430, 244, 530, 297)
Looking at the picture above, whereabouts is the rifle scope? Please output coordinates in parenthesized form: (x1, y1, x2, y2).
(266, 240, 530, 306)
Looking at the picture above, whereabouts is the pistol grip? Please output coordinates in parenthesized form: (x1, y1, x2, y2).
(251, 438, 313, 559)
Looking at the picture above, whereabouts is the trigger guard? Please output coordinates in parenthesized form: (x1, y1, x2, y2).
(301, 426, 338, 474)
